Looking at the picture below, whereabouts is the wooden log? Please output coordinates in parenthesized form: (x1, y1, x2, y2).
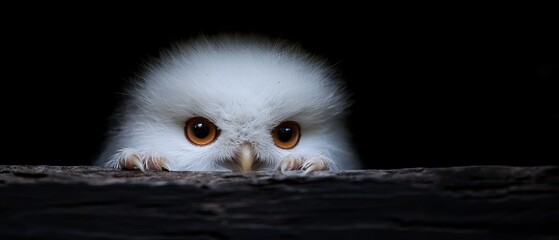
(1, 165, 557, 239)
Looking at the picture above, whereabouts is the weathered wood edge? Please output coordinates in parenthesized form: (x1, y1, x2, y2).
(1, 165, 558, 240)
(1, 165, 557, 188)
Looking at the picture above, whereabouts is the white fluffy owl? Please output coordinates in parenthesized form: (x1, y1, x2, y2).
(95, 34, 361, 174)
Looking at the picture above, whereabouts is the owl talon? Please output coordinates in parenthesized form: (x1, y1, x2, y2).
(146, 156, 170, 171)
(301, 156, 329, 175)
(303, 166, 317, 175)
(280, 160, 294, 173)
(121, 153, 145, 172)
(115, 148, 169, 172)
(279, 154, 330, 174)
(161, 164, 170, 172)
(302, 161, 312, 170)
(159, 160, 170, 171)
(279, 155, 304, 173)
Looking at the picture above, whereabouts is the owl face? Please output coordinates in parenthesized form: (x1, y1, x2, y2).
(181, 116, 300, 171)
(97, 35, 360, 172)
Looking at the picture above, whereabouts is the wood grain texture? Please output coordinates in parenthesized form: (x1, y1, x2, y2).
(1, 165, 558, 240)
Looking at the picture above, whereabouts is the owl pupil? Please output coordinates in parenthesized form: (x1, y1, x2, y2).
(277, 127, 293, 142)
(193, 123, 209, 138)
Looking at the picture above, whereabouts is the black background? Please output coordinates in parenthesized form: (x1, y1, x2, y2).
(4, 6, 557, 169)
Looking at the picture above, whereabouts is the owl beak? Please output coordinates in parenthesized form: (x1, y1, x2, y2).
(236, 143, 255, 172)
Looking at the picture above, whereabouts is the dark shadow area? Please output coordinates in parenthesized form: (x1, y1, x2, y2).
(4, 9, 558, 169)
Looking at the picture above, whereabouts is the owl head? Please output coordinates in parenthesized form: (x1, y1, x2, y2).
(97, 34, 361, 172)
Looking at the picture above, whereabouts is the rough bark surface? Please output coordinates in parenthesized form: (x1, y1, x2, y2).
(0, 165, 557, 240)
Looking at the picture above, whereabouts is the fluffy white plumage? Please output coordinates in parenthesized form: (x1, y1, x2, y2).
(96, 34, 361, 173)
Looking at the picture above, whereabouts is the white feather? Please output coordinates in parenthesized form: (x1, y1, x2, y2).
(96, 34, 362, 171)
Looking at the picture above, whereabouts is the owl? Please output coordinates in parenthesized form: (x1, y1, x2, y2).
(95, 34, 362, 174)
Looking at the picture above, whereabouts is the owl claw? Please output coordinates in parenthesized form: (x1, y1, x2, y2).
(301, 156, 329, 175)
(146, 156, 170, 171)
(115, 148, 169, 172)
(279, 154, 330, 175)
(160, 162, 170, 171)
(302, 160, 312, 170)
(279, 155, 304, 173)
(121, 153, 145, 172)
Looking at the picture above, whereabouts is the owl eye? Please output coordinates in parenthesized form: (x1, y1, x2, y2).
(184, 117, 220, 146)
(272, 121, 301, 149)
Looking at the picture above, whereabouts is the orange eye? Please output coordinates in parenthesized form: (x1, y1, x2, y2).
(184, 117, 220, 146)
(272, 121, 301, 149)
